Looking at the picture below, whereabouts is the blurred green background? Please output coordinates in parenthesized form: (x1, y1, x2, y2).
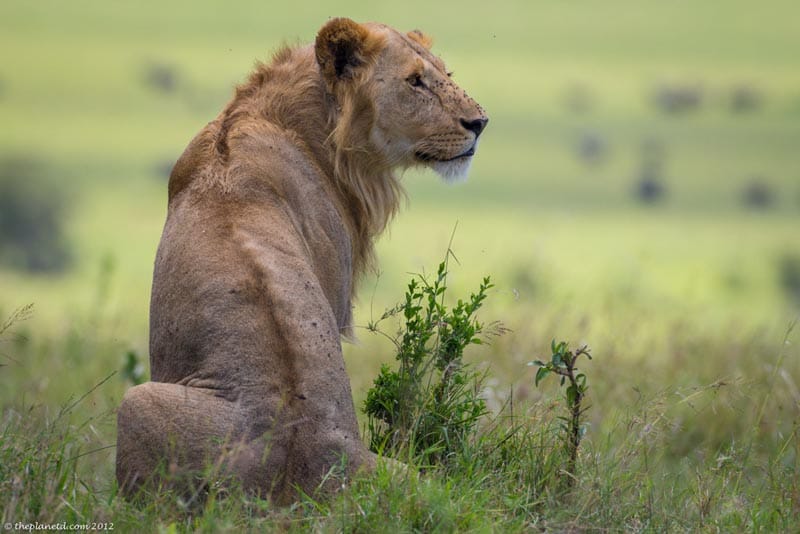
(1, 0, 798, 421)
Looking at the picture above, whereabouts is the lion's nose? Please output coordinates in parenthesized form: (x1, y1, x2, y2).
(460, 117, 488, 138)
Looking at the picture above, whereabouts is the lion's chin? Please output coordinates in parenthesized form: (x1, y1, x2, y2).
(431, 156, 473, 184)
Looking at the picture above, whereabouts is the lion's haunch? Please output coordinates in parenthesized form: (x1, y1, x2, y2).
(115, 17, 487, 503)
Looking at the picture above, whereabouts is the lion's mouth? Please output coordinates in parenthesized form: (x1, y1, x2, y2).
(416, 145, 476, 163)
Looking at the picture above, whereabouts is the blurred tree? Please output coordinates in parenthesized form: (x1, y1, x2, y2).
(143, 60, 179, 94)
(730, 84, 763, 114)
(741, 177, 775, 210)
(653, 82, 704, 115)
(0, 156, 72, 273)
(574, 130, 609, 167)
(633, 138, 667, 204)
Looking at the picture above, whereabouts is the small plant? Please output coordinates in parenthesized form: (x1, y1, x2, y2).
(121, 349, 146, 385)
(530, 340, 593, 486)
(363, 255, 498, 465)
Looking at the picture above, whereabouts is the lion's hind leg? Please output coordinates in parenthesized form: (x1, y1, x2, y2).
(116, 381, 260, 498)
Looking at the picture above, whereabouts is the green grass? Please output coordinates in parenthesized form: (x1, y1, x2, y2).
(2, 306, 797, 531)
(1, 0, 799, 531)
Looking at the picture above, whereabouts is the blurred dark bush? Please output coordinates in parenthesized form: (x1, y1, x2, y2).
(0, 156, 72, 274)
(143, 60, 179, 94)
(729, 84, 763, 113)
(777, 253, 800, 305)
(634, 173, 666, 204)
(741, 177, 775, 210)
(574, 130, 608, 167)
(653, 82, 704, 114)
(633, 138, 667, 204)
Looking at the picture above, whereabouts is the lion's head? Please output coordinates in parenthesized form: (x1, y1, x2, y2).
(175, 18, 488, 276)
(315, 18, 488, 186)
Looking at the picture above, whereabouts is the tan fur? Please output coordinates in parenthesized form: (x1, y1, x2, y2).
(116, 18, 487, 503)
(406, 29, 434, 49)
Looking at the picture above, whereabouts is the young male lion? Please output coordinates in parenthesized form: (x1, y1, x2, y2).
(116, 17, 487, 503)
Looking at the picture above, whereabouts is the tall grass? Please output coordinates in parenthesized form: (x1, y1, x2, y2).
(0, 376, 115, 526)
(1, 293, 797, 532)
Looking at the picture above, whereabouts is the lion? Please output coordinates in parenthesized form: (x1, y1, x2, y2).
(115, 17, 488, 504)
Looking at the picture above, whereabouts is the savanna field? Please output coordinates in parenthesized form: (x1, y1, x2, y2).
(1, 1, 799, 531)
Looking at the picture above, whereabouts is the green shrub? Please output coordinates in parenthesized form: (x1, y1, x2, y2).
(363, 256, 497, 465)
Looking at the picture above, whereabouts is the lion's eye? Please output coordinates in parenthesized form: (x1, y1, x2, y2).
(408, 73, 425, 88)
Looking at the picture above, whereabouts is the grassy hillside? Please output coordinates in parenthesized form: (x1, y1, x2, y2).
(1, 0, 799, 530)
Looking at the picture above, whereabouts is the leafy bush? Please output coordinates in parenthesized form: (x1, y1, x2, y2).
(363, 256, 497, 465)
(362, 256, 597, 489)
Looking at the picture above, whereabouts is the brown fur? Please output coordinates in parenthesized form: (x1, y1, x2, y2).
(116, 18, 487, 503)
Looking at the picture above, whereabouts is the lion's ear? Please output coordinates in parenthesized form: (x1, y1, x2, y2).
(407, 29, 433, 49)
(315, 18, 381, 85)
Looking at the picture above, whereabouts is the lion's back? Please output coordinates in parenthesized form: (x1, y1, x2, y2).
(149, 128, 354, 388)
